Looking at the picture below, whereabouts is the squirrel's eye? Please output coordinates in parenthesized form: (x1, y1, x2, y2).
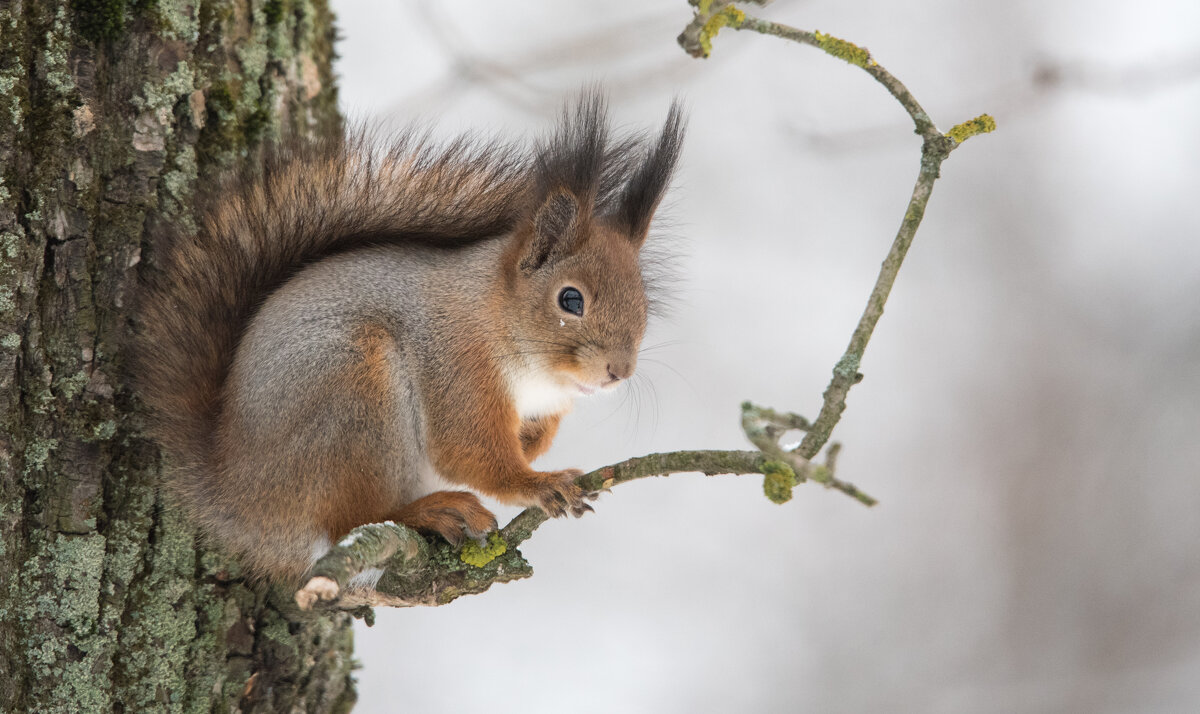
(558, 287, 584, 316)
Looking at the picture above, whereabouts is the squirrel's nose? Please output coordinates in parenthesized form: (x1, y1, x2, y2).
(606, 359, 635, 383)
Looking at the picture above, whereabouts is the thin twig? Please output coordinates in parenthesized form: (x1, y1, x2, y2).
(679, 1, 994, 462)
(503, 448, 809, 548)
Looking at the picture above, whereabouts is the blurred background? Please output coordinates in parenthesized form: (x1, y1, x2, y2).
(330, 1, 1200, 711)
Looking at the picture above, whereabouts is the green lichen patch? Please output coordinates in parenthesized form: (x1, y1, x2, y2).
(698, 6, 745, 57)
(833, 353, 861, 379)
(159, 144, 198, 224)
(0, 41, 26, 128)
(946, 114, 997, 144)
(23, 437, 59, 474)
(459, 532, 507, 568)
(152, 0, 200, 42)
(0, 285, 14, 316)
(761, 460, 797, 504)
(42, 7, 76, 96)
(55, 370, 88, 400)
(42, 534, 107, 630)
(134, 60, 196, 114)
(813, 30, 874, 68)
(90, 419, 116, 441)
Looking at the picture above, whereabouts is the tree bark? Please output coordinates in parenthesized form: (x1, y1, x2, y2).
(0, 1, 355, 711)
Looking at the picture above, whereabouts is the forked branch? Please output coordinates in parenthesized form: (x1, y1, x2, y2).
(296, 0, 993, 613)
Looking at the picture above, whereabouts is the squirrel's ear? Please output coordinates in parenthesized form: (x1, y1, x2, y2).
(519, 188, 582, 274)
(614, 101, 685, 248)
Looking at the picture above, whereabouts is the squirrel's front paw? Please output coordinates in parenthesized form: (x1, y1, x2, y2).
(534, 469, 596, 518)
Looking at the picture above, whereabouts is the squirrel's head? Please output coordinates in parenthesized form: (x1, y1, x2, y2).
(501, 92, 684, 398)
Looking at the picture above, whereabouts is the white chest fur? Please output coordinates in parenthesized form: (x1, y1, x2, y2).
(505, 362, 576, 419)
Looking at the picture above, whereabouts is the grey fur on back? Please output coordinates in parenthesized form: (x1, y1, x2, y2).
(213, 240, 507, 575)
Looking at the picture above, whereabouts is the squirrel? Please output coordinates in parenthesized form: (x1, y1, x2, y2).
(137, 91, 684, 584)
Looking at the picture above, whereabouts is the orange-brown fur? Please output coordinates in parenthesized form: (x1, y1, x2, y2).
(389, 492, 497, 546)
(520, 416, 563, 461)
(314, 324, 398, 537)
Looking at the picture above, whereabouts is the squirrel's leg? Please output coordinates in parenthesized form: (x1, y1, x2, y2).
(424, 360, 592, 518)
(387, 491, 497, 546)
(519, 414, 562, 462)
(215, 323, 410, 582)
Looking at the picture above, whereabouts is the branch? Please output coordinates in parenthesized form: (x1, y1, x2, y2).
(680, 1, 994, 462)
(295, 0, 994, 613)
(299, 421, 863, 612)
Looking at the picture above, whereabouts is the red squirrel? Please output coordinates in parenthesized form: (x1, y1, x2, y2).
(137, 92, 684, 583)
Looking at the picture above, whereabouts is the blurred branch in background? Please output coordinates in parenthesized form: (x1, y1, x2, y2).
(394, 0, 1200, 147)
(1030, 51, 1200, 94)
(789, 50, 1200, 153)
(296, 0, 993, 613)
(385, 0, 699, 115)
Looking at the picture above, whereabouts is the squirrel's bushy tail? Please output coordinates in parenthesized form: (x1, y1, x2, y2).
(137, 129, 529, 515)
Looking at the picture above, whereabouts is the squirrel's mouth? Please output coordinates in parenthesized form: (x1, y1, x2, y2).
(571, 380, 598, 396)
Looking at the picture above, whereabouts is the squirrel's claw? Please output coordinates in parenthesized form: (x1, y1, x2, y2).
(534, 468, 593, 519)
(459, 511, 498, 547)
(470, 531, 491, 548)
(569, 501, 594, 518)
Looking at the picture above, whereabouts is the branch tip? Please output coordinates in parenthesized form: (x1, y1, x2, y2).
(698, 6, 745, 57)
(946, 114, 997, 144)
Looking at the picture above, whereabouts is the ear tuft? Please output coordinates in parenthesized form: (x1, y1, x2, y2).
(614, 100, 686, 247)
(535, 88, 608, 205)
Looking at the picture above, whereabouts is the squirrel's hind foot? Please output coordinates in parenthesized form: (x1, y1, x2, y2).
(391, 491, 498, 547)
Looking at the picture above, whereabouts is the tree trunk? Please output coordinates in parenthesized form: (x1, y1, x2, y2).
(0, 2, 356, 711)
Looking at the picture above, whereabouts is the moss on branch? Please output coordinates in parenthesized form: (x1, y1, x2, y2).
(812, 30, 874, 68)
(460, 532, 508, 567)
(697, 6, 745, 57)
(946, 114, 997, 143)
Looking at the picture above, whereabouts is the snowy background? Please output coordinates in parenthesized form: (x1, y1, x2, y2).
(329, 1, 1200, 711)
